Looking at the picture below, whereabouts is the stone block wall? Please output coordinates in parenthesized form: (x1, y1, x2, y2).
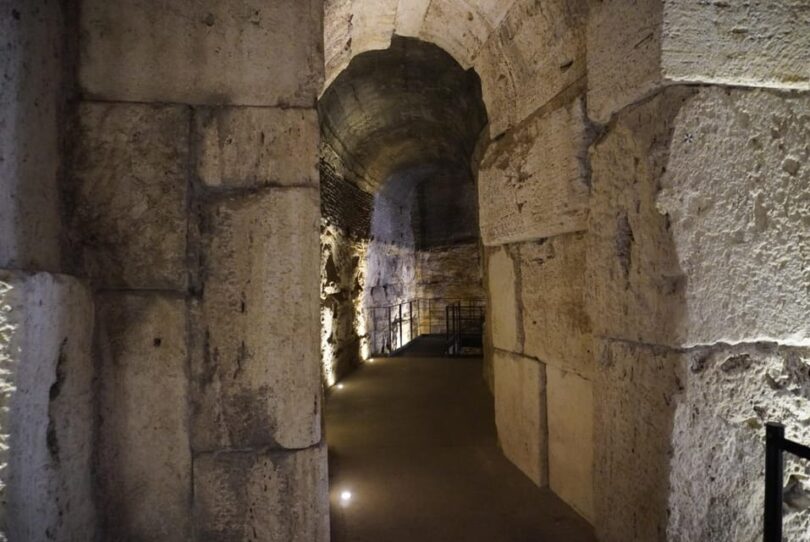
(2, 0, 807, 540)
(588, 82, 810, 541)
(473, 2, 596, 523)
(63, 1, 329, 540)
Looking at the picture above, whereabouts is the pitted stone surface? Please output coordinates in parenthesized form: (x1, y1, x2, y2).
(547, 365, 594, 523)
(194, 444, 329, 542)
(96, 293, 191, 541)
(0, 272, 96, 542)
(587, 88, 694, 347)
(195, 107, 319, 188)
(669, 343, 810, 542)
(80, 0, 323, 106)
(493, 350, 547, 487)
(591, 87, 810, 348)
(487, 247, 520, 353)
(71, 102, 189, 290)
(593, 339, 684, 542)
(479, 98, 589, 246)
(657, 88, 810, 347)
(520, 233, 592, 378)
(192, 188, 321, 451)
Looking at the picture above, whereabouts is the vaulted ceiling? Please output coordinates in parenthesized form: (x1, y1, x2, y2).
(319, 36, 487, 193)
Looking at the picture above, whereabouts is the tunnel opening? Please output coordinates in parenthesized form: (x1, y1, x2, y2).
(317, 36, 488, 386)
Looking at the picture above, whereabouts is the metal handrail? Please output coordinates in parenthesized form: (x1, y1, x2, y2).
(764, 423, 810, 542)
(365, 297, 485, 356)
(445, 300, 485, 356)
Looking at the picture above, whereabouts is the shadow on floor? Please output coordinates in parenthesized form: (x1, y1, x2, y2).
(325, 350, 596, 542)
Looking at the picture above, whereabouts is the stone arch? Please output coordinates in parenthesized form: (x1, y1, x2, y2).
(324, 0, 587, 137)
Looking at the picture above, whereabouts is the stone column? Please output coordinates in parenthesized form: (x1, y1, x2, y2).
(0, 2, 98, 540)
(74, 1, 329, 540)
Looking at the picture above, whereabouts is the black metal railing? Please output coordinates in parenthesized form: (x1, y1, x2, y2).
(445, 300, 485, 356)
(366, 300, 420, 355)
(366, 297, 485, 356)
(764, 423, 810, 542)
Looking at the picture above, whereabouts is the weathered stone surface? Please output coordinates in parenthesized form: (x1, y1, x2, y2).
(194, 444, 330, 542)
(587, 0, 664, 124)
(96, 293, 191, 541)
(351, 0, 397, 57)
(0, 271, 96, 541)
(394, 0, 431, 37)
(71, 102, 189, 290)
(195, 107, 319, 188)
(668, 343, 810, 541)
(416, 244, 484, 301)
(493, 350, 547, 486)
(597, 341, 810, 542)
(364, 242, 416, 309)
(80, 0, 323, 106)
(475, 0, 587, 135)
(593, 339, 684, 542)
(588, 0, 810, 123)
(362, 178, 419, 323)
(587, 87, 692, 347)
(487, 247, 520, 353)
(192, 188, 322, 451)
(473, 31, 519, 137)
(324, 0, 354, 89)
(547, 365, 594, 523)
(0, 1, 65, 272)
(662, 1, 810, 91)
(325, 0, 521, 85)
(657, 88, 810, 347)
(590, 87, 810, 348)
(520, 233, 593, 377)
(419, 0, 494, 69)
(479, 98, 589, 246)
(320, 222, 367, 387)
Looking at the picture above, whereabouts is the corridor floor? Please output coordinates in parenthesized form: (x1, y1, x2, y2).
(326, 340, 597, 541)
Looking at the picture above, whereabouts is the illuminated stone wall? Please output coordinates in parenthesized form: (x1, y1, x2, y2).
(326, 1, 810, 539)
(2, 1, 809, 540)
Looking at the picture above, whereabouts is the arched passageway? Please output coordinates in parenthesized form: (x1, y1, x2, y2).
(317, 36, 595, 539)
(0, 1, 808, 541)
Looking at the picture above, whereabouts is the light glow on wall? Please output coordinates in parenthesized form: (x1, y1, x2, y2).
(340, 490, 353, 507)
(320, 305, 337, 388)
(0, 280, 17, 506)
(352, 246, 372, 363)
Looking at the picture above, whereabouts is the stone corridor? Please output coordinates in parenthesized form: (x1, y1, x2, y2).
(2, 1, 809, 541)
(327, 339, 595, 542)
